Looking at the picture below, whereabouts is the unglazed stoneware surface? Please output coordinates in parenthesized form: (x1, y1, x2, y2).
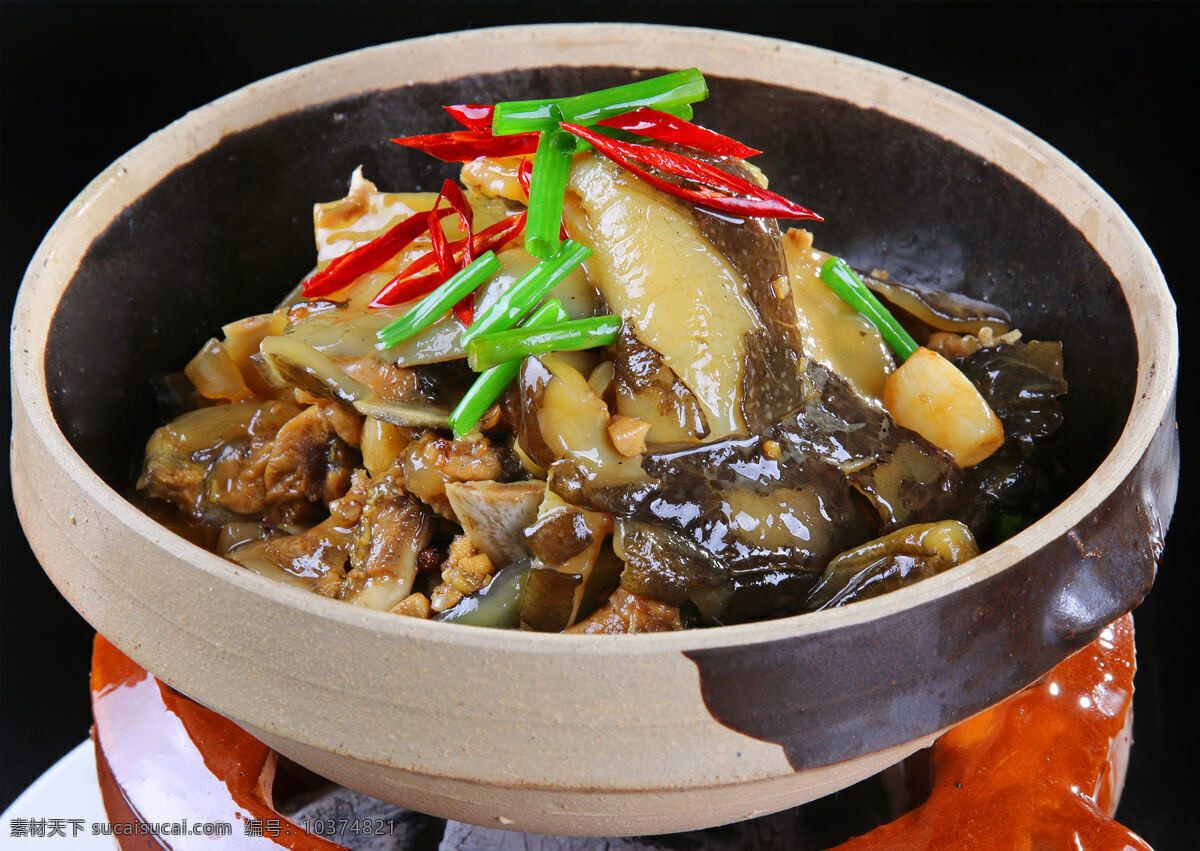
(10, 25, 1178, 835)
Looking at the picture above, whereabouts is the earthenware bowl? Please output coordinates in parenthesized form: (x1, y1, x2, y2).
(9, 24, 1178, 836)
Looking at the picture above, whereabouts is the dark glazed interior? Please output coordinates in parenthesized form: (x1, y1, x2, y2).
(45, 66, 1135, 536)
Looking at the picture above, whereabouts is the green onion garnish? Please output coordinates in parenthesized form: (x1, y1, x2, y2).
(526, 128, 578, 258)
(377, 252, 501, 348)
(492, 69, 707, 136)
(461, 238, 591, 346)
(466, 315, 623, 371)
(818, 257, 920, 361)
(449, 299, 570, 437)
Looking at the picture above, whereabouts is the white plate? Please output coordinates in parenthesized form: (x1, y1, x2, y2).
(1, 741, 112, 848)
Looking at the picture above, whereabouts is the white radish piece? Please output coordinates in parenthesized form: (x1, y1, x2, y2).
(883, 347, 1004, 467)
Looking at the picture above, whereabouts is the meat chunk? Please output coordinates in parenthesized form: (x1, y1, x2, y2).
(243, 468, 433, 611)
(340, 471, 434, 611)
(443, 480, 544, 568)
(263, 402, 362, 507)
(391, 593, 432, 619)
(140, 396, 366, 528)
(257, 470, 372, 583)
(206, 441, 274, 515)
(138, 400, 302, 523)
(565, 588, 682, 634)
(429, 535, 497, 614)
(261, 515, 356, 586)
(224, 469, 373, 591)
(400, 431, 507, 519)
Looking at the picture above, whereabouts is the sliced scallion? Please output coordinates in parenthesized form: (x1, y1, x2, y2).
(466, 315, 623, 371)
(461, 239, 591, 346)
(492, 69, 707, 135)
(818, 257, 920, 361)
(448, 299, 569, 437)
(377, 251, 500, 348)
(525, 128, 578, 259)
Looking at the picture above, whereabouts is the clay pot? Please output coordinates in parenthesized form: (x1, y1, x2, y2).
(9, 25, 1177, 836)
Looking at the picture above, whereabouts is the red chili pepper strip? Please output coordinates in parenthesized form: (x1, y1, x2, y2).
(302, 206, 456, 298)
(452, 296, 475, 327)
(429, 180, 474, 279)
(463, 210, 525, 261)
(397, 211, 525, 283)
(430, 181, 476, 326)
(444, 104, 495, 131)
(428, 209, 456, 281)
(598, 108, 761, 158)
(517, 157, 533, 198)
(560, 123, 821, 220)
(370, 213, 527, 308)
(390, 130, 539, 163)
(372, 270, 443, 309)
(576, 131, 765, 197)
(435, 179, 475, 245)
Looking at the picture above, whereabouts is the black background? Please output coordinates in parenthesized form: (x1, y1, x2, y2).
(2, 1, 1196, 845)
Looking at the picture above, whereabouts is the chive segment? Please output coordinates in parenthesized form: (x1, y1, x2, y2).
(492, 69, 707, 135)
(449, 300, 570, 437)
(818, 257, 920, 361)
(377, 251, 501, 348)
(461, 239, 592, 346)
(466, 315, 623, 371)
(525, 129, 577, 258)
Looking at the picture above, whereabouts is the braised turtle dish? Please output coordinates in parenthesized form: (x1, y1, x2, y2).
(136, 70, 1067, 632)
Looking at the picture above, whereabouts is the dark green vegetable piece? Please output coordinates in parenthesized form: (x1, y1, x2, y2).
(435, 561, 531, 628)
(996, 513, 1025, 541)
(805, 520, 979, 611)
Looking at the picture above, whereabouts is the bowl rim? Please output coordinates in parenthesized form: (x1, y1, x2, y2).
(10, 22, 1178, 656)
